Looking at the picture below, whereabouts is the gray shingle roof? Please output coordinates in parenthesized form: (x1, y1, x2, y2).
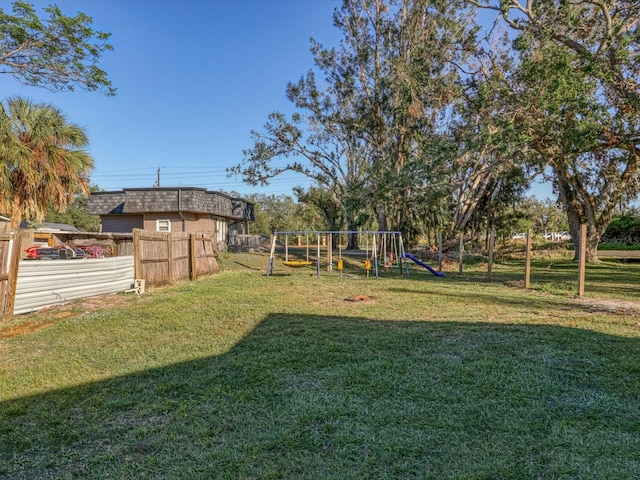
(20, 221, 80, 232)
(87, 188, 254, 221)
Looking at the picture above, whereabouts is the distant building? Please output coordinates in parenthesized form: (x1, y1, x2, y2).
(86, 187, 254, 246)
(20, 221, 79, 232)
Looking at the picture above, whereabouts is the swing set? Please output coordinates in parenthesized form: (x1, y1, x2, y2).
(266, 230, 409, 278)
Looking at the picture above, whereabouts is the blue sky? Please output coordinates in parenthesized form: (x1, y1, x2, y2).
(1, 0, 553, 199)
(1, 0, 342, 196)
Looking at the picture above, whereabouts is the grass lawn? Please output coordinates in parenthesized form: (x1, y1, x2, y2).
(1, 251, 639, 479)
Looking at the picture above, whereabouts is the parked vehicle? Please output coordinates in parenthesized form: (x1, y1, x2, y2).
(543, 232, 572, 241)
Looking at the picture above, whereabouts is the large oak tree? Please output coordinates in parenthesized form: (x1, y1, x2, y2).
(467, 0, 640, 260)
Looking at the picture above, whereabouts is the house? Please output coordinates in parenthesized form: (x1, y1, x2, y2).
(20, 221, 80, 233)
(86, 187, 254, 246)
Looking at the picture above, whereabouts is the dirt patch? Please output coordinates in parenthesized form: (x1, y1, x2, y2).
(577, 297, 640, 316)
(70, 294, 132, 312)
(1, 294, 135, 340)
(0, 320, 55, 339)
(345, 295, 377, 303)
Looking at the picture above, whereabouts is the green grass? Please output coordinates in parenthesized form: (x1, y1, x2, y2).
(1, 252, 639, 479)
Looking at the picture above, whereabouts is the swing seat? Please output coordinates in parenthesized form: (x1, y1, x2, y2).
(282, 260, 312, 268)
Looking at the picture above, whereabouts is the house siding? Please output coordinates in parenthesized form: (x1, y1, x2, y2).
(142, 212, 200, 232)
(101, 215, 143, 233)
(194, 215, 215, 232)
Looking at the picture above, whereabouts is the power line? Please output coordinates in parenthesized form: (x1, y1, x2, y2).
(92, 174, 308, 185)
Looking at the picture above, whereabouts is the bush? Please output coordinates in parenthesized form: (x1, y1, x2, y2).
(602, 215, 640, 244)
(597, 242, 640, 251)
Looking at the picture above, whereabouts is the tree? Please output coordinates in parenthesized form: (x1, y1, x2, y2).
(294, 186, 346, 234)
(363, 0, 477, 242)
(0, 1, 114, 95)
(309, 0, 480, 245)
(230, 70, 371, 249)
(232, 0, 479, 247)
(44, 184, 102, 232)
(243, 193, 324, 237)
(0, 96, 94, 229)
(467, 0, 640, 261)
(504, 196, 568, 237)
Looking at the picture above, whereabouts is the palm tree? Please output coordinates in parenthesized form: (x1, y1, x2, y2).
(0, 96, 93, 229)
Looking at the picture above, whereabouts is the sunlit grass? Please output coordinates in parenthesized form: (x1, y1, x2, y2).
(1, 251, 639, 479)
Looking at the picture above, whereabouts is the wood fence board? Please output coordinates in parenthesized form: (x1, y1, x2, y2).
(133, 229, 219, 286)
(4, 231, 28, 317)
(0, 231, 10, 317)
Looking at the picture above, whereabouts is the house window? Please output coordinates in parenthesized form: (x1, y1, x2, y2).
(156, 219, 171, 232)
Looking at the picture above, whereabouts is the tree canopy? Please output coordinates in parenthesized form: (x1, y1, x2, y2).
(468, 0, 640, 260)
(43, 184, 102, 232)
(0, 96, 94, 229)
(0, 1, 114, 95)
(233, 0, 639, 258)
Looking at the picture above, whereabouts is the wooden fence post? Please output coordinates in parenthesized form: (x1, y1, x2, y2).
(438, 232, 443, 272)
(0, 229, 10, 318)
(577, 224, 587, 297)
(167, 233, 174, 284)
(190, 233, 197, 280)
(487, 229, 495, 281)
(5, 230, 28, 318)
(458, 234, 464, 273)
(524, 228, 532, 288)
(133, 229, 141, 281)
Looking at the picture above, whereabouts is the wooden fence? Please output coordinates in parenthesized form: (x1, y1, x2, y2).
(133, 229, 219, 286)
(0, 228, 29, 318)
(0, 228, 220, 318)
(229, 234, 267, 250)
(0, 224, 11, 317)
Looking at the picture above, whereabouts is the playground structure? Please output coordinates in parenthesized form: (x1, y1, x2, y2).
(266, 231, 445, 278)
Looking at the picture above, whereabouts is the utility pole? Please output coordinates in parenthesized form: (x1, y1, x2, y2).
(156, 167, 160, 187)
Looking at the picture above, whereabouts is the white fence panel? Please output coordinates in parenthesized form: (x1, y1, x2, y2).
(14, 256, 135, 315)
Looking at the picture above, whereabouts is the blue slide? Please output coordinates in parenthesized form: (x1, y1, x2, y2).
(403, 253, 446, 277)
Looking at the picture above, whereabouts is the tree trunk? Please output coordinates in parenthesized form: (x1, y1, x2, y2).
(557, 175, 600, 262)
(377, 209, 388, 232)
(346, 218, 360, 250)
(10, 195, 22, 230)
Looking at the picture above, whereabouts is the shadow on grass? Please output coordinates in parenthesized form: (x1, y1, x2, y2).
(2, 315, 639, 479)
